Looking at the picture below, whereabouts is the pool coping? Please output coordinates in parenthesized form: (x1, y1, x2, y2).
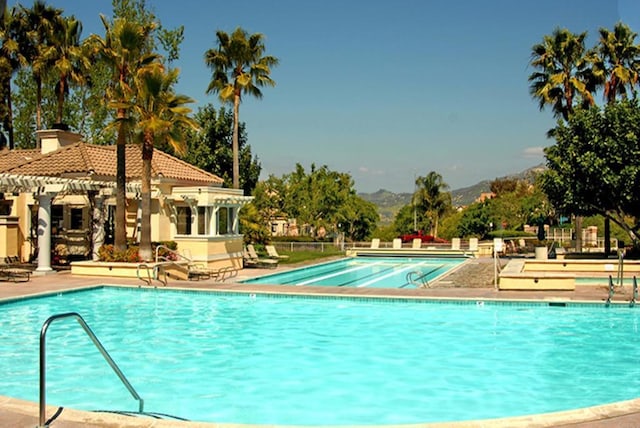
(1, 265, 639, 427)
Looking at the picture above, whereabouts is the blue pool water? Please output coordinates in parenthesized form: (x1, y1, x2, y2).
(241, 256, 467, 287)
(2, 287, 640, 425)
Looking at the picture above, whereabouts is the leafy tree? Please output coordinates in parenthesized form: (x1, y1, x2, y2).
(529, 27, 595, 121)
(412, 171, 451, 237)
(129, 64, 197, 260)
(336, 194, 379, 241)
(184, 104, 261, 194)
(204, 27, 278, 190)
(541, 100, 640, 245)
(456, 201, 493, 239)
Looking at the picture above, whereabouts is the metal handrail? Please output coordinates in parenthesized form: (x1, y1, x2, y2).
(406, 270, 429, 288)
(39, 313, 144, 427)
(631, 276, 638, 308)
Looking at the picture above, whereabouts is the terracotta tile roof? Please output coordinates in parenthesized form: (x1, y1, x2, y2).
(0, 148, 42, 172)
(1, 142, 224, 186)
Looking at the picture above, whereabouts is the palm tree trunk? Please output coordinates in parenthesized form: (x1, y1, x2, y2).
(232, 93, 240, 190)
(35, 75, 42, 130)
(115, 109, 127, 252)
(56, 76, 66, 124)
(6, 84, 13, 149)
(139, 137, 153, 261)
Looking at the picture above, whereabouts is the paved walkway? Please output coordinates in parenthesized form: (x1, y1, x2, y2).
(0, 257, 639, 427)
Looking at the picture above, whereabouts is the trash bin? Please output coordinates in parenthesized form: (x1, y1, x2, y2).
(535, 246, 548, 260)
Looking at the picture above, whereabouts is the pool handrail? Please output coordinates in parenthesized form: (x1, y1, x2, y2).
(39, 312, 144, 427)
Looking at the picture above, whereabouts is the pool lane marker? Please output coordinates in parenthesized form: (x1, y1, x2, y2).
(296, 260, 387, 286)
(357, 261, 444, 288)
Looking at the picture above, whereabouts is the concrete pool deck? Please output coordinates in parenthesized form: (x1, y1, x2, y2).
(1, 256, 640, 427)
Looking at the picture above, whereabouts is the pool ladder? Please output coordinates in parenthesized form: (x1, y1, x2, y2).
(407, 270, 429, 288)
(39, 312, 144, 427)
(605, 275, 639, 307)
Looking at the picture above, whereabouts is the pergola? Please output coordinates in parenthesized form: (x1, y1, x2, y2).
(0, 173, 141, 274)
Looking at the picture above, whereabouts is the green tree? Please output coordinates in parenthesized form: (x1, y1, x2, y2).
(591, 22, 640, 254)
(529, 27, 595, 121)
(184, 104, 261, 194)
(89, 14, 158, 251)
(412, 171, 451, 238)
(204, 27, 278, 190)
(541, 100, 640, 245)
(130, 64, 197, 260)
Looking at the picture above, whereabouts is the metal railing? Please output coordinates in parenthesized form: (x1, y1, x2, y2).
(39, 312, 143, 427)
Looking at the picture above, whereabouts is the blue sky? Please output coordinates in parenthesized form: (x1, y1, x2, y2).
(10, 0, 640, 193)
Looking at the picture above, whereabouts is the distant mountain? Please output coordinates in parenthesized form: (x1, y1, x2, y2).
(359, 164, 545, 224)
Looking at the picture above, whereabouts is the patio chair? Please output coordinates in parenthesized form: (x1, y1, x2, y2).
(392, 238, 402, 249)
(412, 238, 422, 249)
(244, 246, 278, 269)
(370, 238, 380, 249)
(265, 245, 289, 259)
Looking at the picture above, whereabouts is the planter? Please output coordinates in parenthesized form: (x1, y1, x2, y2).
(534, 246, 548, 260)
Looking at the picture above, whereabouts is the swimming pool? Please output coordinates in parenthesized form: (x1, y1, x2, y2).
(241, 256, 468, 288)
(2, 287, 640, 425)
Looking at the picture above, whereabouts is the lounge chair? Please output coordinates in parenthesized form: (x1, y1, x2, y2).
(468, 238, 478, 252)
(392, 238, 402, 249)
(244, 246, 278, 269)
(370, 238, 380, 249)
(412, 238, 422, 249)
(265, 245, 289, 259)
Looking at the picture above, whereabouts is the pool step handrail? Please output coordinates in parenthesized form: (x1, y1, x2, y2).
(606, 275, 615, 307)
(631, 276, 638, 307)
(406, 270, 429, 288)
(39, 312, 144, 428)
(137, 262, 167, 287)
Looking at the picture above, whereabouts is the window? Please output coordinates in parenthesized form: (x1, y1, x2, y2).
(51, 205, 63, 230)
(177, 206, 191, 235)
(197, 206, 206, 235)
(70, 208, 84, 230)
(217, 207, 230, 235)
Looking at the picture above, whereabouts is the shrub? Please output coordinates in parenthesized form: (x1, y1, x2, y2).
(97, 244, 142, 263)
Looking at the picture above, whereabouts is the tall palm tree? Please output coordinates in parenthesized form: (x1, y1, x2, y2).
(591, 22, 640, 103)
(21, 0, 62, 130)
(529, 28, 595, 121)
(130, 64, 197, 260)
(88, 14, 157, 252)
(204, 27, 278, 190)
(48, 15, 90, 125)
(0, 6, 29, 148)
(413, 171, 450, 238)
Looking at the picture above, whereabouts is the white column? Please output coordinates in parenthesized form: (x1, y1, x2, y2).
(92, 195, 105, 261)
(36, 193, 54, 273)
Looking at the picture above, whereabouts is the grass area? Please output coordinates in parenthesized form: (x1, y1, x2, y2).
(272, 248, 345, 265)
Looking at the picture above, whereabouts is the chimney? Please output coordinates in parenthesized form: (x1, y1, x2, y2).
(35, 129, 83, 154)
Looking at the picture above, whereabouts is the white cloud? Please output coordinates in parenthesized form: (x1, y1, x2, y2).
(522, 146, 544, 158)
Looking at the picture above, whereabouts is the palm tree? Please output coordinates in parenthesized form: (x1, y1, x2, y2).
(204, 27, 278, 190)
(48, 15, 91, 125)
(591, 22, 640, 103)
(528, 28, 595, 121)
(413, 171, 450, 238)
(88, 14, 157, 252)
(21, 0, 62, 130)
(130, 64, 197, 260)
(0, 6, 29, 148)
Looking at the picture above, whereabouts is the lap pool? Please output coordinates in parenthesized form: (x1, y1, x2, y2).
(2, 287, 640, 425)
(241, 256, 468, 288)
